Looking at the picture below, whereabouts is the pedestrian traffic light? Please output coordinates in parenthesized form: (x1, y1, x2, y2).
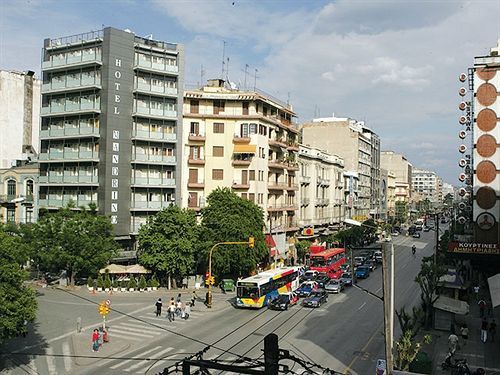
(205, 278, 211, 286)
(98, 303, 110, 316)
(248, 236, 254, 248)
(209, 276, 215, 285)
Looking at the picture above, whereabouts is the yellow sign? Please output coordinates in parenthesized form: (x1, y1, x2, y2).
(353, 215, 368, 222)
(98, 303, 110, 316)
(248, 237, 255, 248)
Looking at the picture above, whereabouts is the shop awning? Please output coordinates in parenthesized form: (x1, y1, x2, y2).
(234, 144, 256, 153)
(433, 295, 469, 315)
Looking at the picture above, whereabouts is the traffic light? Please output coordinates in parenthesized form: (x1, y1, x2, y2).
(98, 303, 110, 316)
(248, 236, 254, 248)
(205, 278, 211, 286)
(209, 276, 215, 285)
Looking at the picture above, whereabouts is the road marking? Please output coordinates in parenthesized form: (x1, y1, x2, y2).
(140, 350, 185, 374)
(62, 341, 72, 372)
(107, 332, 143, 341)
(121, 321, 166, 332)
(26, 356, 38, 375)
(110, 326, 153, 338)
(375, 287, 382, 293)
(124, 347, 174, 372)
(110, 346, 162, 369)
(343, 322, 383, 374)
(357, 302, 367, 311)
(45, 347, 56, 375)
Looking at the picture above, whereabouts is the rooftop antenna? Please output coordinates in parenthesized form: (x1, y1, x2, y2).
(226, 57, 230, 83)
(243, 64, 249, 90)
(221, 40, 227, 79)
(253, 68, 259, 91)
(287, 92, 290, 105)
(200, 64, 205, 87)
(145, 33, 153, 40)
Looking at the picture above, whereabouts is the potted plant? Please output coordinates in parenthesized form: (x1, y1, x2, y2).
(120, 279, 127, 292)
(112, 279, 119, 292)
(151, 276, 159, 291)
(96, 274, 104, 292)
(138, 275, 147, 292)
(128, 277, 137, 292)
(87, 276, 94, 292)
(104, 273, 112, 292)
(146, 278, 152, 292)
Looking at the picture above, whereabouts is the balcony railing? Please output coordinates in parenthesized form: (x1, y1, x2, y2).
(131, 154, 176, 164)
(132, 177, 176, 186)
(135, 82, 178, 96)
(39, 197, 97, 208)
(188, 133, 206, 142)
(42, 52, 102, 70)
(40, 126, 100, 138)
(187, 180, 205, 188)
(132, 130, 177, 141)
(42, 76, 101, 92)
(41, 100, 100, 115)
(232, 181, 250, 189)
(268, 159, 286, 169)
(133, 106, 177, 118)
(39, 175, 98, 184)
(38, 151, 99, 161)
(300, 176, 311, 184)
(130, 200, 173, 210)
(268, 182, 287, 190)
(134, 59, 179, 74)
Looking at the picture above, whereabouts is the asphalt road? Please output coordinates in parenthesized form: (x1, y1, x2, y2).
(0, 231, 437, 375)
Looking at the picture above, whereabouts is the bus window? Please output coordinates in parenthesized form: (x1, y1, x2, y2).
(237, 286, 260, 298)
(310, 258, 326, 267)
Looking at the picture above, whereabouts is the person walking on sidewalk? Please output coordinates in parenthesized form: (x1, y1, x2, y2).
(489, 319, 496, 342)
(448, 333, 459, 354)
(167, 303, 176, 322)
(460, 324, 469, 346)
(184, 302, 191, 320)
(191, 290, 198, 307)
(176, 293, 182, 303)
(155, 298, 163, 317)
(92, 329, 100, 352)
(481, 318, 489, 343)
(478, 299, 486, 318)
(474, 284, 480, 301)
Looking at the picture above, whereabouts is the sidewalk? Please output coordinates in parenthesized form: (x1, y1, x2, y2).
(430, 290, 500, 374)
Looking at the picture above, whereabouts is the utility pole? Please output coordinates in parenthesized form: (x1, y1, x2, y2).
(435, 212, 440, 264)
(382, 241, 394, 374)
(264, 333, 279, 375)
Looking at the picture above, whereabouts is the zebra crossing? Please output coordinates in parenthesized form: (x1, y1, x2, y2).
(108, 345, 183, 374)
(393, 235, 427, 249)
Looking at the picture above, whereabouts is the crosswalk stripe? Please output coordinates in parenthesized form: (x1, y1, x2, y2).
(62, 341, 72, 372)
(26, 356, 38, 375)
(110, 346, 162, 369)
(113, 324, 162, 334)
(139, 350, 185, 374)
(109, 327, 153, 338)
(124, 347, 174, 372)
(45, 347, 56, 375)
(107, 332, 144, 341)
(120, 322, 166, 332)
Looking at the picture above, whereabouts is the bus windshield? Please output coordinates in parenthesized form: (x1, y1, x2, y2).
(310, 257, 326, 267)
(237, 286, 260, 299)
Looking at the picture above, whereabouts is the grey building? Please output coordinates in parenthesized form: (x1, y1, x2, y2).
(38, 27, 184, 246)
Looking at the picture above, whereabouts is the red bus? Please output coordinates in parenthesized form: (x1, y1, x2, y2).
(308, 247, 346, 279)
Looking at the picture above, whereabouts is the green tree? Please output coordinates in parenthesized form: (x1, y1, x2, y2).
(198, 188, 267, 278)
(395, 201, 408, 223)
(137, 205, 198, 288)
(296, 240, 311, 264)
(415, 255, 447, 329)
(27, 206, 118, 285)
(395, 330, 432, 371)
(0, 224, 37, 343)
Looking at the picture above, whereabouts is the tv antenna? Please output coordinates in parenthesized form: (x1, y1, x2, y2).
(221, 40, 227, 79)
(253, 68, 259, 91)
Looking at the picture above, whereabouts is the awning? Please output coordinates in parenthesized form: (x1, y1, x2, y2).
(433, 295, 469, 315)
(99, 264, 127, 274)
(234, 144, 256, 153)
(126, 264, 152, 274)
(488, 273, 500, 308)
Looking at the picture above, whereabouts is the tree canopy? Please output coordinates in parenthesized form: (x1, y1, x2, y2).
(415, 255, 446, 329)
(198, 188, 267, 278)
(137, 205, 198, 285)
(27, 206, 118, 285)
(0, 223, 37, 343)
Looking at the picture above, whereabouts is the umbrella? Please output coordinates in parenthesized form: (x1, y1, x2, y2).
(99, 264, 127, 274)
(126, 264, 151, 274)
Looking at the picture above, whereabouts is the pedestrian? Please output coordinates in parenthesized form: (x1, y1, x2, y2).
(191, 290, 198, 307)
(474, 285, 480, 301)
(489, 319, 496, 342)
(448, 333, 459, 354)
(22, 320, 28, 337)
(180, 302, 186, 319)
(460, 324, 469, 346)
(481, 318, 489, 343)
(91, 329, 100, 352)
(184, 302, 191, 320)
(155, 298, 163, 317)
(182, 277, 188, 289)
(176, 293, 182, 303)
(176, 300, 183, 317)
(98, 326, 104, 348)
(167, 303, 176, 322)
(478, 299, 486, 318)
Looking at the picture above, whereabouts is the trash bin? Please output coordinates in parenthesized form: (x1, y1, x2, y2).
(220, 279, 235, 292)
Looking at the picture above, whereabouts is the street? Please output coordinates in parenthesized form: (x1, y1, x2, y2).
(0, 231, 436, 375)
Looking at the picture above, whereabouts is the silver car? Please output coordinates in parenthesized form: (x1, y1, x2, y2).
(324, 279, 344, 294)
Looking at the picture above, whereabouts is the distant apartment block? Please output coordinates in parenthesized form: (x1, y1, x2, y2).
(38, 27, 184, 244)
(182, 79, 300, 236)
(381, 151, 412, 207)
(412, 168, 441, 207)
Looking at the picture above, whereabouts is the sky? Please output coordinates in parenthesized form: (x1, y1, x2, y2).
(1, 0, 499, 184)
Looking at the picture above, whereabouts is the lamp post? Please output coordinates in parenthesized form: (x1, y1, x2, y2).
(343, 219, 394, 374)
(206, 237, 254, 308)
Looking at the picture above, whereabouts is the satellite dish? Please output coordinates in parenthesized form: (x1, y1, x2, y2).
(229, 81, 238, 90)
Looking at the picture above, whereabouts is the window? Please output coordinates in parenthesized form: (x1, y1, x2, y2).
(7, 208, 15, 223)
(249, 193, 255, 202)
(7, 180, 16, 198)
(213, 146, 224, 157)
(241, 193, 248, 200)
(190, 100, 199, 114)
(189, 146, 200, 159)
(189, 169, 198, 183)
(213, 122, 224, 134)
(242, 102, 249, 115)
(213, 100, 225, 114)
(249, 170, 256, 181)
(190, 122, 199, 135)
(258, 193, 264, 204)
(188, 192, 198, 208)
(25, 208, 33, 223)
(212, 169, 223, 180)
(259, 171, 264, 181)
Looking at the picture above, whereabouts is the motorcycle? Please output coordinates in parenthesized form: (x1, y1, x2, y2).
(441, 353, 486, 375)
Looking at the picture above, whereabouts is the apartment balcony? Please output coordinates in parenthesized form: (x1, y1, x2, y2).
(39, 197, 97, 209)
(286, 142, 299, 152)
(188, 133, 206, 142)
(267, 203, 286, 212)
(134, 59, 179, 75)
(39, 175, 99, 184)
(286, 183, 299, 191)
(187, 180, 205, 189)
(132, 106, 177, 119)
(131, 154, 176, 165)
(232, 159, 251, 167)
(300, 176, 311, 185)
(286, 221, 300, 232)
(41, 101, 101, 116)
(38, 151, 99, 162)
(187, 158, 205, 166)
(232, 181, 250, 189)
(130, 200, 172, 211)
(132, 177, 176, 187)
(268, 182, 287, 191)
(283, 203, 298, 211)
(132, 130, 177, 142)
(286, 162, 300, 172)
(42, 78, 101, 94)
(233, 135, 251, 144)
(301, 198, 310, 206)
(268, 159, 286, 170)
(268, 138, 287, 148)
(134, 82, 178, 97)
(42, 53, 102, 72)
(315, 198, 330, 206)
(40, 126, 100, 139)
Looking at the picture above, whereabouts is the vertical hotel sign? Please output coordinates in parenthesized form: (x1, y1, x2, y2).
(110, 57, 122, 226)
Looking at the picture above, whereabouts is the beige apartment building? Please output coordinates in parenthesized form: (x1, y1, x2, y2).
(301, 116, 380, 221)
(182, 79, 300, 235)
(298, 145, 344, 235)
(381, 151, 412, 204)
(386, 170, 396, 220)
(412, 168, 443, 208)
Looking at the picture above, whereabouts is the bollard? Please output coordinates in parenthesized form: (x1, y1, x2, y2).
(76, 317, 82, 333)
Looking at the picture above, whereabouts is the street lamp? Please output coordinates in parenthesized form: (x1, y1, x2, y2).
(344, 218, 394, 374)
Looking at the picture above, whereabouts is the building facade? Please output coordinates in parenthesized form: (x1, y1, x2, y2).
(298, 145, 344, 234)
(38, 28, 184, 243)
(412, 168, 441, 207)
(0, 162, 38, 224)
(0, 70, 41, 168)
(301, 116, 380, 221)
(182, 79, 300, 236)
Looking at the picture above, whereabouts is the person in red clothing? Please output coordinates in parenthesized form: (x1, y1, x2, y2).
(92, 329, 100, 352)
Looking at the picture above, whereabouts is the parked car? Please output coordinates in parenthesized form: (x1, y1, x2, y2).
(340, 264, 350, 272)
(220, 279, 235, 292)
(374, 251, 383, 264)
(423, 226, 430, 232)
(354, 256, 365, 267)
(363, 260, 377, 271)
(340, 272, 353, 286)
(303, 270, 319, 281)
(268, 292, 299, 311)
(412, 232, 421, 238)
(302, 290, 328, 308)
(360, 251, 374, 260)
(355, 266, 370, 279)
(391, 231, 399, 237)
(315, 273, 330, 288)
(296, 281, 319, 297)
(324, 279, 344, 294)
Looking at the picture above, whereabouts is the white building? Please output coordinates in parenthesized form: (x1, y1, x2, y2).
(0, 70, 41, 168)
(412, 168, 441, 206)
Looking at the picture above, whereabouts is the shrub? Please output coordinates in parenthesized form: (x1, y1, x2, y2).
(138, 275, 147, 290)
(128, 278, 137, 289)
(87, 276, 93, 288)
(96, 274, 104, 288)
(150, 276, 159, 288)
(120, 280, 127, 288)
(112, 279, 119, 288)
(104, 273, 112, 289)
